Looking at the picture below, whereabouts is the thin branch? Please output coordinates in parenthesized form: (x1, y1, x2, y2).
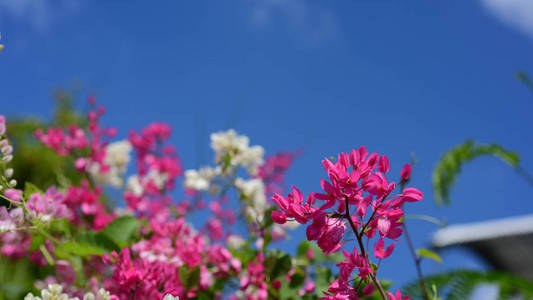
(345, 197, 387, 300)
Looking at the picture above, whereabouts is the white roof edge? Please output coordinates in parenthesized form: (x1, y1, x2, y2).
(432, 214, 533, 248)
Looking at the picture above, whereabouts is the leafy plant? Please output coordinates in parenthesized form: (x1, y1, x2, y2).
(403, 269, 533, 300)
(432, 140, 522, 205)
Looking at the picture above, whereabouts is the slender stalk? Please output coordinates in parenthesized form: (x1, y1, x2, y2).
(400, 179, 430, 300)
(344, 197, 387, 300)
(402, 222, 430, 300)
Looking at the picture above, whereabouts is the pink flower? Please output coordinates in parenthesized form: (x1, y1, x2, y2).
(400, 163, 412, 181)
(362, 283, 375, 296)
(271, 210, 287, 224)
(272, 186, 315, 224)
(374, 238, 395, 259)
(4, 188, 22, 204)
(387, 290, 410, 300)
(401, 187, 423, 202)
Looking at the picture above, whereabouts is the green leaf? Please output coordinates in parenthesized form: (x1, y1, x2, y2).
(179, 265, 201, 291)
(416, 248, 443, 264)
(314, 266, 332, 295)
(29, 234, 45, 252)
(76, 230, 118, 252)
(297, 241, 311, 258)
(432, 140, 521, 205)
(263, 232, 272, 251)
(288, 269, 306, 288)
(403, 269, 533, 300)
(23, 182, 42, 200)
(55, 241, 107, 258)
(100, 216, 140, 248)
(263, 206, 276, 229)
(270, 254, 292, 280)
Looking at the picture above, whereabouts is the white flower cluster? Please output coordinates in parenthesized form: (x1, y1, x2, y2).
(234, 178, 267, 222)
(0, 115, 16, 190)
(210, 129, 264, 176)
(183, 166, 219, 192)
(162, 294, 180, 300)
(183, 130, 270, 224)
(24, 284, 112, 300)
(184, 129, 264, 193)
(88, 140, 132, 188)
(226, 234, 245, 249)
(125, 169, 168, 196)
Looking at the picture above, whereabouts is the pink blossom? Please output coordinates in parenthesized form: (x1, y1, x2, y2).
(4, 188, 22, 203)
(387, 290, 410, 300)
(400, 163, 412, 181)
(374, 238, 395, 259)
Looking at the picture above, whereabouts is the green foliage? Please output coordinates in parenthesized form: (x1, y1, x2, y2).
(416, 248, 443, 264)
(55, 241, 107, 258)
(99, 215, 141, 249)
(403, 269, 533, 300)
(0, 257, 40, 299)
(265, 250, 293, 281)
(516, 71, 533, 95)
(6, 90, 87, 192)
(432, 140, 520, 205)
(179, 265, 201, 291)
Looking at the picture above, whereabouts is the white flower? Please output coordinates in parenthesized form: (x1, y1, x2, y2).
(39, 284, 69, 300)
(183, 166, 217, 191)
(82, 293, 95, 300)
(162, 294, 180, 300)
(125, 175, 143, 196)
(97, 288, 112, 300)
(125, 170, 168, 196)
(26, 284, 114, 300)
(210, 130, 264, 176)
(24, 293, 41, 300)
(227, 234, 245, 249)
(105, 140, 132, 172)
(211, 129, 249, 157)
(236, 145, 264, 176)
(235, 178, 267, 221)
(88, 140, 132, 188)
(4, 168, 13, 178)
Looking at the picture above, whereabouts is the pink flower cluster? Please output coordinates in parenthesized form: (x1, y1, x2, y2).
(128, 122, 182, 183)
(124, 122, 183, 216)
(35, 125, 88, 156)
(271, 146, 422, 299)
(26, 187, 70, 223)
(103, 217, 241, 299)
(75, 99, 119, 173)
(256, 151, 299, 195)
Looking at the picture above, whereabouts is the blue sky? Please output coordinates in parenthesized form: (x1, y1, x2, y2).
(2, 0, 533, 290)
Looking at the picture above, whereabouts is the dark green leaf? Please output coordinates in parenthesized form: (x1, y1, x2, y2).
(100, 216, 140, 248)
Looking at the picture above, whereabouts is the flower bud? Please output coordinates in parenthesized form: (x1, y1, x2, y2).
(2, 154, 12, 163)
(400, 163, 412, 181)
(4, 168, 13, 178)
(1, 145, 12, 155)
(8, 179, 16, 187)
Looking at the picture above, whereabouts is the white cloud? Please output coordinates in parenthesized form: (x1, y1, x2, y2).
(481, 0, 533, 39)
(0, 0, 83, 32)
(248, 0, 340, 45)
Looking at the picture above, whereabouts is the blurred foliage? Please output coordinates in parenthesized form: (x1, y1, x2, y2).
(403, 269, 533, 300)
(516, 71, 533, 95)
(432, 140, 521, 206)
(6, 89, 86, 198)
